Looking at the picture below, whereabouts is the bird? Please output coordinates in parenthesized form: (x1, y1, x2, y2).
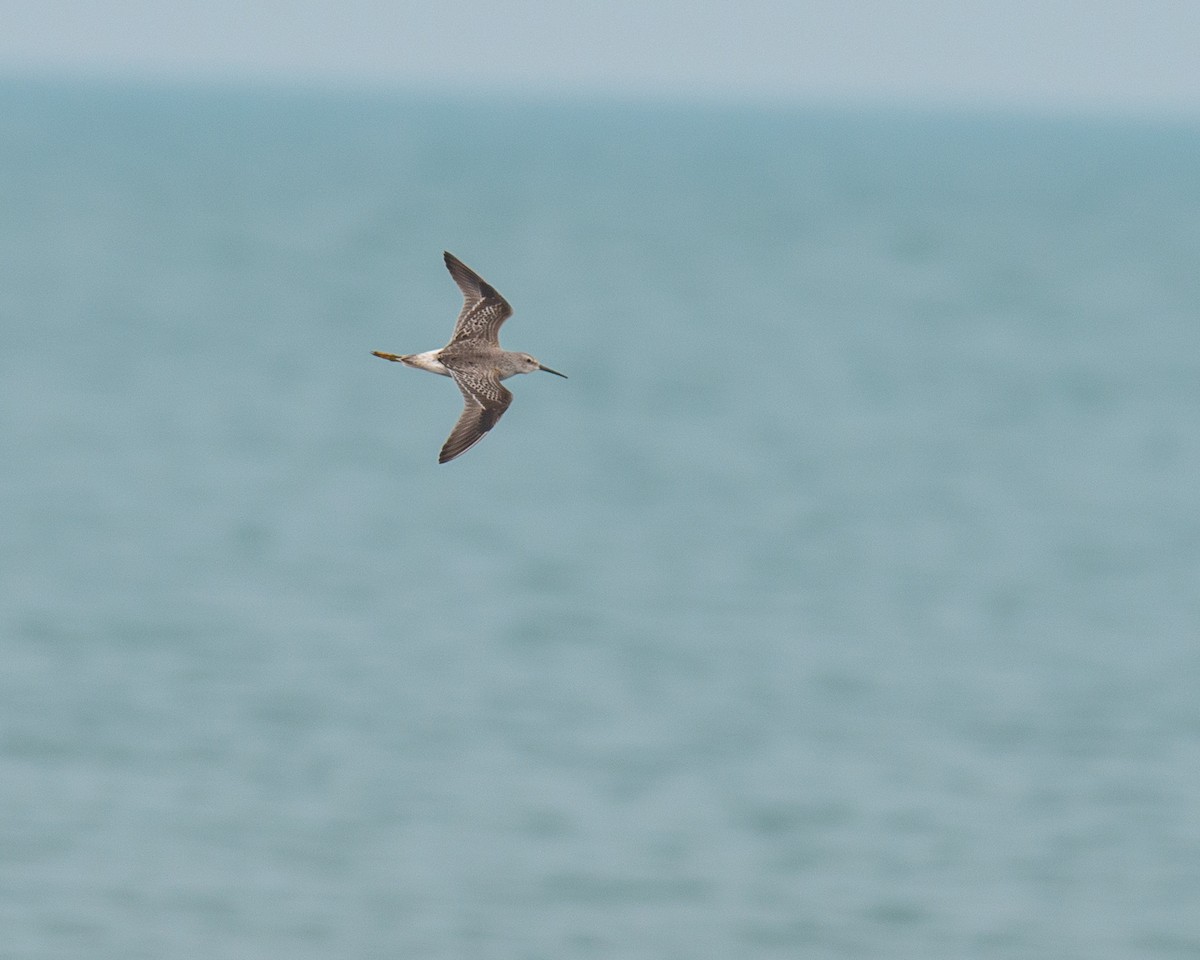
(373, 252, 567, 463)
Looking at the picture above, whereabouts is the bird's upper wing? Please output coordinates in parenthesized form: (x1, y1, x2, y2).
(444, 251, 513, 345)
(439, 369, 513, 463)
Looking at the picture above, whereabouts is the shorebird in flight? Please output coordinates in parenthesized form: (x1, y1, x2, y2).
(373, 252, 566, 463)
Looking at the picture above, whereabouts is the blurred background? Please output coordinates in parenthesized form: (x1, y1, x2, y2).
(2, 3, 1200, 958)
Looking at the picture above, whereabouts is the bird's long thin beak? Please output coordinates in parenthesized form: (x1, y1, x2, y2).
(373, 351, 402, 361)
(538, 364, 567, 378)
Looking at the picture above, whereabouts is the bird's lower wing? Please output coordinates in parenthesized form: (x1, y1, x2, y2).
(439, 373, 513, 463)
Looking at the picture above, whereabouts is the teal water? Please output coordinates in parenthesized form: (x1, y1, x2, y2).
(2, 79, 1200, 958)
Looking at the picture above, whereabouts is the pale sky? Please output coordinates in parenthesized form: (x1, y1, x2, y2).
(4, 0, 1199, 113)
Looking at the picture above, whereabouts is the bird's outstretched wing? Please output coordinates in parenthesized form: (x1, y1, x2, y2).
(444, 251, 513, 345)
(439, 369, 513, 463)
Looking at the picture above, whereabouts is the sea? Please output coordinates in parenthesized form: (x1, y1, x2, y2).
(2, 77, 1199, 959)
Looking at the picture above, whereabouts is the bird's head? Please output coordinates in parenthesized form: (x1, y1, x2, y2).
(519, 354, 567, 378)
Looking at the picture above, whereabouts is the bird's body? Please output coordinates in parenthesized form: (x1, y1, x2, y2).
(373, 252, 566, 463)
